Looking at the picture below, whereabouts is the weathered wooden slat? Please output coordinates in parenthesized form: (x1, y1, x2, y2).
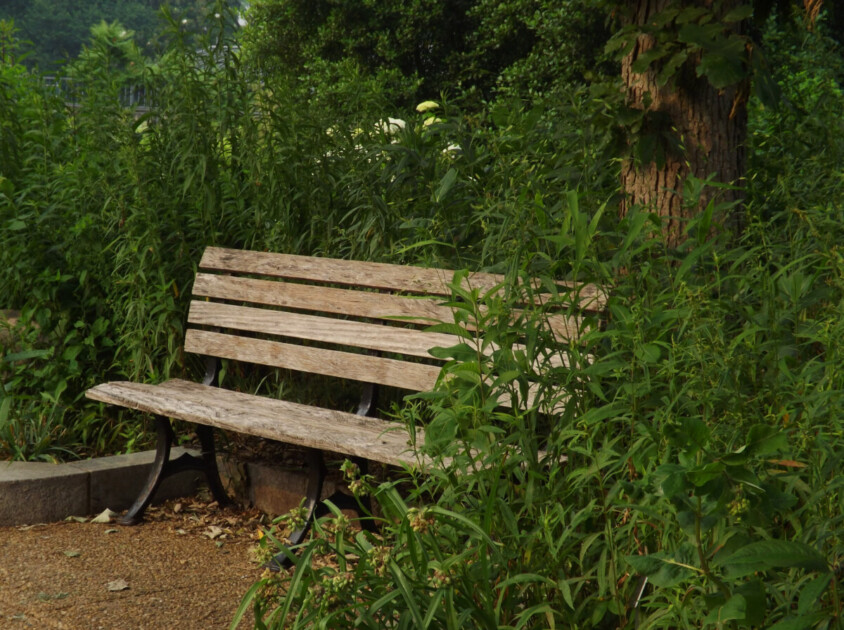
(188, 300, 459, 360)
(199, 247, 606, 311)
(201, 247, 478, 295)
(192, 273, 456, 327)
(184, 329, 441, 392)
(189, 300, 579, 372)
(86, 379, 427, 468)
(191, 273, 587, 342)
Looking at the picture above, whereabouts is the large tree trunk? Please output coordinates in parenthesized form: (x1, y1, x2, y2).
(620, 0, 747, 247)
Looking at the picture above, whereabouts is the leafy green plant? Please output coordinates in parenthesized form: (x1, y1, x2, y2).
(238, 197, 843, 628)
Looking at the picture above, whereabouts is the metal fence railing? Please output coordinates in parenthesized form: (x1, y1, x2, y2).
(43, 76, 150, 110)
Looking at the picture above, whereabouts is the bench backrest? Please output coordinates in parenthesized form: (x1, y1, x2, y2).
(186, 247, 604, 402)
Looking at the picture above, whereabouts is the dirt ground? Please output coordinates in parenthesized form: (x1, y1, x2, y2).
(0, 498, 273, 630)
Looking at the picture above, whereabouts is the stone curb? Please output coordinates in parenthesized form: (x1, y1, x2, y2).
(0, 449, 202, 527)
(0, 450, 336, 527)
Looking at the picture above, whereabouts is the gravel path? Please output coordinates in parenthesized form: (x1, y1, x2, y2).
(0, 499, 269, 629)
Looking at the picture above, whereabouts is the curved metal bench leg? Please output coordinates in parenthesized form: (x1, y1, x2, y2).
(120, 418, 231, 525)
(265, 384, 380, 570)
(119, 417, 173, 525)
(265, 448, 326, 571)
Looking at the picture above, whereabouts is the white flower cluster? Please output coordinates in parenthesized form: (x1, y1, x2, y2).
(321, 100, 460, 160)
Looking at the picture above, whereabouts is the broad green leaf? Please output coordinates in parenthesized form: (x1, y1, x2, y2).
(745, 424, 788, 456)
(433, 168, 457, 203)
(2, 348, 52, 362)
(687, 462, 725, 486)
(428, 342, 478, 361)
(704, 594, 746, 625)
(635, 342, 661, 364)
(719, 540, 828, 578)
(656, 463, 687, 498)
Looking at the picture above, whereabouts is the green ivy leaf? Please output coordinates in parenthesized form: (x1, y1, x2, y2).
(698, 57, 743, 88)
(676, 7, 709, 25)
(631, 47, 671, 74)
(657, 51, 689, 86)
(697, 36, 747, 88)
(677, 23, 721, 48)
(723, 5, 754, 23)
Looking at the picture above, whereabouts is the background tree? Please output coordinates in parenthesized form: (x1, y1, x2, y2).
(608, 0, 828, 247)
(241, 0, 612, 105)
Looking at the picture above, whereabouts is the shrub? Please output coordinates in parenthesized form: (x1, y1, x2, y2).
(240, 198, 843, 628)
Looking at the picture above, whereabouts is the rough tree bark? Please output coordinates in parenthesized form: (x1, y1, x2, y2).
(620, 0, 747, 247)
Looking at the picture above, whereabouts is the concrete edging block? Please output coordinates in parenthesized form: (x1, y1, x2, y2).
(0, 461, 89, 527)
(0, 448, 202, 527)
(1, 449, 324, 526)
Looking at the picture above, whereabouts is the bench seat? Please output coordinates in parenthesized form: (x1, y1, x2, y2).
(87, 378, 426, 469)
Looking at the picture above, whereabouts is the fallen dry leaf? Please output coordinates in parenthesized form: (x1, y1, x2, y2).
(205, 526, 224, 540)
(767, 459, 807, 468)
(91, 509, 119, 524)
(106, 579, 129, 592)
(63, 550, 81, 558)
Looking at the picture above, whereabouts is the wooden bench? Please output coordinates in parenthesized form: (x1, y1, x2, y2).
(86, 247, 604, 564)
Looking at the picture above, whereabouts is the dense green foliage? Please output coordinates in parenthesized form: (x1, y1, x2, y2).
(242, 0, 613, 104)
(1, 1, 843, 628)
(0, 0, 242, 71)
